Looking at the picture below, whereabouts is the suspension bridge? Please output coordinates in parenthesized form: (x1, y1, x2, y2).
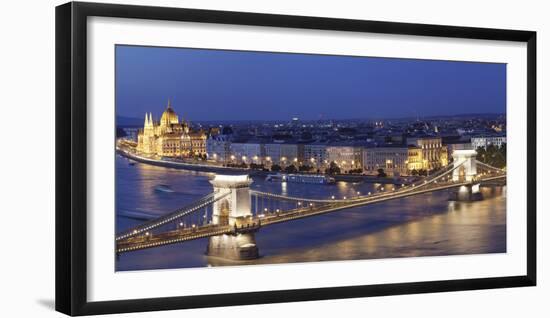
(116, 150, 506, 260)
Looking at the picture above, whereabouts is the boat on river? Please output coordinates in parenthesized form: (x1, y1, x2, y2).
(154, 184, 175, 193)
(265, 173, 335, 185)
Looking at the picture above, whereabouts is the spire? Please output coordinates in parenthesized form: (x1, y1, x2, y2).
(144, 113, 149, 127)
(149, 112, 153, 126)
(167, 98, 172, 109)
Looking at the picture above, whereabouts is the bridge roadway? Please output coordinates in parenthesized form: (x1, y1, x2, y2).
(116, 173, 505, 254)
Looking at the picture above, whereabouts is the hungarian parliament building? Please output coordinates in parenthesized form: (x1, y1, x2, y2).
(137, 100, 208, 158)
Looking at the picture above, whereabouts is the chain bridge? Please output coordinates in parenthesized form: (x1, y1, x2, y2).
(116, 150, 506, 260)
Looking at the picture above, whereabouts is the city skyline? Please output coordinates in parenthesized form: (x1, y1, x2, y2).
(116, 45, 506, 121)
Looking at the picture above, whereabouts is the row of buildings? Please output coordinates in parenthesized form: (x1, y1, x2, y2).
(206, 135, 453, 176)
(133, 102, 505, 176)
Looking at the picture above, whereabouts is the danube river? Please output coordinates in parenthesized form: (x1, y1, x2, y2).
(115, 155, 506, 271)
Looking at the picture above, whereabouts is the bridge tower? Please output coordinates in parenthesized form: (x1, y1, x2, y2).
(452, 149, 478, 182)
(450, 150, 483, 201)
(207, 175, 259, 260)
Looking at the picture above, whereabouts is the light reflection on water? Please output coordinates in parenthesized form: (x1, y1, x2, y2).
(115, 156, 506, 271)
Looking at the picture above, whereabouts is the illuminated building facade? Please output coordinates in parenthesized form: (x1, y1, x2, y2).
(136, 100, 207, 158)
(304, 143, 328, 170)
(325, 144, 362, 172)
(471, 135, 506, 149)
(362, 147, 409, 176)
(406, 137, 448, 170)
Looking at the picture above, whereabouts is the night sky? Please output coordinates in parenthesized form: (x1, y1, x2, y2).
(115, 45, 506, 122)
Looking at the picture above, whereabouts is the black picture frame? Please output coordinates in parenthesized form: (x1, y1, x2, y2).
(55, 1, 537, 316)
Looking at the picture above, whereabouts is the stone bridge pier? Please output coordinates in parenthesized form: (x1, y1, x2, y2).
(206, 175, 259, 260)
(450, 183, 483, 201)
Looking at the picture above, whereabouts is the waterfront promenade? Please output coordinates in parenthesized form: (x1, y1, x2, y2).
(117, 142, 415, 184)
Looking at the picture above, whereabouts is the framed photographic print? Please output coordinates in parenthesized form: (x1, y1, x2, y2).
(55, 1, 536, 316)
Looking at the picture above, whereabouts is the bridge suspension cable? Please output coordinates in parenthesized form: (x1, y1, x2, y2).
(250, 161, 472, 204)
(475, 160, 506, 173)
(115, 191, 229, 241)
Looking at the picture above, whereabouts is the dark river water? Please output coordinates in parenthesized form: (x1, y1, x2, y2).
(115, 155, 506, 271)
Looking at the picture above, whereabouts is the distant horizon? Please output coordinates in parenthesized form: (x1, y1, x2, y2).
(117, 112, 505, 127)
(116, 45, 506, 121)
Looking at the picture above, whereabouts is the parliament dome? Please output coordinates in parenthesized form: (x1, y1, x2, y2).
(160, 99, 179, 125)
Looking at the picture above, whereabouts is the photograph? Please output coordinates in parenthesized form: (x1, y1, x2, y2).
(114, 45, 507, 271)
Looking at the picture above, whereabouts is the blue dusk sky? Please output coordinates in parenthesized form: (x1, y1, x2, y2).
(115, 45, 506, 122)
